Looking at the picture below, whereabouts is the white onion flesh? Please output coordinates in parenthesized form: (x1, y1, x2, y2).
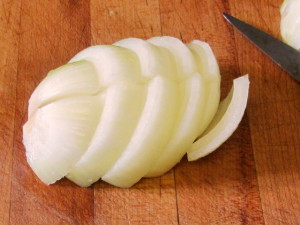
(102, 76, 178, 187)
(280, 0, 300, 50)
(148, 36, 197, 78)
(146, 74, 206, 177)
(23, 36, 249, 188)
(23, 95, 103, 184)
(69, 45, 146, 86)
(67, 82, 145, 187)
(28, 61, 100, 118)
(114, 38, 176, 79)
(187, 41, 221, 135)
(188, 75, 249, 160)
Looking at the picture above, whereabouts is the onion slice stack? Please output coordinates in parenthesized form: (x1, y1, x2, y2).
(23, 36, 249, 188)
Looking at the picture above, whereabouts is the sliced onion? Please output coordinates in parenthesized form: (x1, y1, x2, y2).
(23, 36, 250, 188)
(148, 36, 197, 78)
(114, 38, 177, 79)
(146, 74, 206, 177)
(188, 75, 249, 161)
(69, 45, 145, 86)
(23, 96, 103, 184)
(102, 76, 178, 188)
(28, 61, 99, 118)
(67, 82, 145, 187)
(147, 41, 221, 177)
(187, 40, 221, 136)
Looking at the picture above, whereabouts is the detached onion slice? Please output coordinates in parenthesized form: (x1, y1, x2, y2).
(188, 75, 249, 161)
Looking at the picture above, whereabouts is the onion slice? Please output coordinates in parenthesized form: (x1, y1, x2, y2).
(280, 0, 300, 50)
(146, 74, 206, 177)
(23, 96, 103, 184)
(28, 61, 99, 118)
(187, 40, 221, 136)
(148, 36, 197, 78)
(69, 45, 145, 86)
(67, 82, 145, 187)
(188, 75, 249, 161)
(114, 38, 176, 79)
(102, 76, 178, 188)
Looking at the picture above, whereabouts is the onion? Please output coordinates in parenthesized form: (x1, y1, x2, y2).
(67, 82, 145, 187)
(280, 0, 300, 50)
(24, 95, 103, 184)
(23, 36, 249, 188)
(28, 61, 100, 118)
(102, 76, 178, 188)
(188, 75, 249, 160)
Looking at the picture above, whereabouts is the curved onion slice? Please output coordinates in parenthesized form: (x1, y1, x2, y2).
(67, 82, 145, 187)
(114, 38, 176, 79)
(102, 76, 178, 188)
(23, 96, 103, 184)
(280, 0, 300, 50)
(69, 45, 145, 86)
(188, 75, 249, 161)
(187, 40, 221, 136)
(146, 74, 206, 177)
(148, 36, 197, 78)
(28, 61, 99, 118)
(147, 42, 221, 177)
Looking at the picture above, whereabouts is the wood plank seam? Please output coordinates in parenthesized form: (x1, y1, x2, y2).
(174, 169, 180, 225)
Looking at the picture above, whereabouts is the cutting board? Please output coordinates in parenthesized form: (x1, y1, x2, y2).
(1, 0, 299, 224)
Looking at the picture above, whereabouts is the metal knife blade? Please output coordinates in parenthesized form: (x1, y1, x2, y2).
(223, 13, 300, 82)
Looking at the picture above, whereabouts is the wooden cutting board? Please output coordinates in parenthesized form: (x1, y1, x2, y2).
(1, 0, 299, 224)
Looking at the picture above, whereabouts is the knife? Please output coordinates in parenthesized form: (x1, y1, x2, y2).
(223, 13, 300, 82)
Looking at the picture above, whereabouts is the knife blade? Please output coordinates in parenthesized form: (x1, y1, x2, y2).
(223, 13, 300, 82)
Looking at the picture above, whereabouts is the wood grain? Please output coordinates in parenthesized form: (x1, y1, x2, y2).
(229, 0, 300, 224)
(0, 0, 299, 224)
(90, 1, 178, 224)
(158, 0, 263, 224)
(9, 1, 93, 225)
(0, 1, 21, 224)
